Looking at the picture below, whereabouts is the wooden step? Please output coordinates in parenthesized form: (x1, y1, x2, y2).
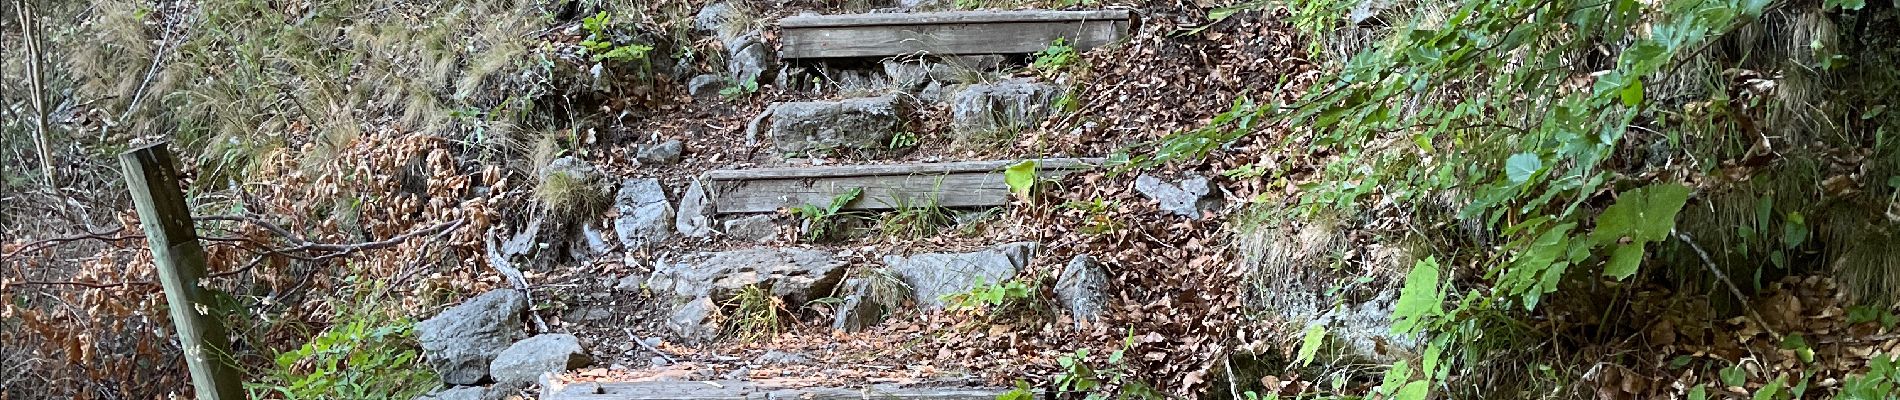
(545, 380, 1015, 399)
(702, 158, 1102, 214)
(778, 10, 1134, 59)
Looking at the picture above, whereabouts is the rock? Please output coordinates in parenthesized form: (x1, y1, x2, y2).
(637, 139, 685, 165)
(1134, 174, 1224, 219)
(614, 178, 675, 250)
(539, 156, 601, 183)
(934, 55, 1005, 78)
(886, 242, 1038, 310)
(950, 78, 1063, 139)
(919, 81, 948, 104)
(688, 74, 724, 98)
(614, 274, 645, 291)
(417, 289, 528, 385)
(675, 179, 714, 237)
(694, 2, 739, 36)
(647, 248, 849, 304)
(725, 33, 769, 86)
(413, 386, 493, 400)
(651, 356, 671, 367)
(754, 350, 811, 365)
(883, 60, 932, 92)
(831, 278, 887, 332)
(721, 215, 778, 243)
(766, 95, 908, 154)
(566, 307, 611, 322)
(1055, 255, 1109, 326)
(489, 333, 592, 386)
(666, 297, 720, 341)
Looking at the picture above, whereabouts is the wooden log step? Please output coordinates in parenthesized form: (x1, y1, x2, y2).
(545, 380, 1014, 399)
(778, 10, 1134, 59)
(704, 158, 1102, 214)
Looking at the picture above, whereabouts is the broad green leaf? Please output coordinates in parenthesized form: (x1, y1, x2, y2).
(1391, 257, 1443, 335)
(1604, 244, 1646, 280)
(1688, 384, 1708, 400)
(1395, 380, 1430, 400)
(1781, 212, 1808, 248)
(1505, 153, 1542, 184)
(1004, 160, 1039, 201)
(1297, 324, 1327, 367)
(1721, 364, 1747, 387)
(1621, 80, 1645, 106)
(1754, 376, 1783, 400)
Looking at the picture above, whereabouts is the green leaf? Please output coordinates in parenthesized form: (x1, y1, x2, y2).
(1391, 257, 1443, 335)
(1004, 160, 1040, 201)
(1781, 334, 1814, 363)
(1721, 364, 1747, 387)
(1296, 324, 1327, 367)
(1504, 153, 1542, 184)
(1395, 380, 1430, 400)
(1604, 244, 1646, 280)
(1825, 0, 1866, 10)
(1620, 80, 1645, 106)
(1781, 212, 1808, 248)
(1688, 384, 1708, 400)
(1754, 376, 1783, 400)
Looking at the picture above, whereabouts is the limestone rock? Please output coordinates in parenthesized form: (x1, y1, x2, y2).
(688, 74, 724, 98)
(1055, 255, 1109, 326)
(766, 95, 907, 154)
(489, 334, 592, 386)
(830, 278, 887, 332)
(693, 2, 739, 36)
(413, 386, 496, 400)
(417, 290, 527, 385)
(675, 179, 714, 237)
(666, 297, 720, 341)
(886, 242, 1038, 310)
(647, 248, 849, 305)
(950, 78, 1063, 139)
(613, 178, 674, 250)
(721, 215, 778, 243)
(725, 33, 769, 86)
(1134, 174, 1224, 219)
(636, 139, 685, 165)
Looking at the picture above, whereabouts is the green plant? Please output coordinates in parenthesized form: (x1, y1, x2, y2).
(1031, 38, 1080, 76)
(888, 131, 920, 149)
(534, 168, 608, 216)
(790, 187, 865, 242)
(1061, 198, 1125, 234)
(724, 284, 784, 343)
(1054, 332, 1164, 400)
(719, 76, 759, 100)
(1004, 160, 1040, 202)
(1840, 353, 1899, 400)
(578, 11, 655, 65)
(880, 195, 951, 239)
(249, 299, 435, 399)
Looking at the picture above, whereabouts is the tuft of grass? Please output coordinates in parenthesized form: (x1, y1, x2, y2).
(534, 167, 609, 217)
(723, 285, 785, 343)
(879, 195, 951, 239)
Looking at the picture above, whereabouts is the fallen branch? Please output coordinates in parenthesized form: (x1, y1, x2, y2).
(1673, 229, 1782, 341)
(9, 219, 465, 289)
(627, 328, 678, 364)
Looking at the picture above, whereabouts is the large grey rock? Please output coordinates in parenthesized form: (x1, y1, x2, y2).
(1055, 255, 1109, 326)
(413, 386, 489, 400)
(666, 297, 720, 341)
(614, 178, 674, 250)
(830, 278, 887, 332)
(1134, 174, 1224, 219)
(883, 60, 933, 92)
(722, 215, 778, 243)
(886, 242, 1038, 310)
(675, 179, 714, 237)
(725, 33, 769, 86)
(688, 74, 724, 98)
(950, 78, 1063, 138)
(637, 139, 685, 165)
(767, 95, 907, 154)
(417, 290, 528, 385)
(489, 333, 592, 386)
(647, 248, 849, 305)
(694, 2, 740, 36)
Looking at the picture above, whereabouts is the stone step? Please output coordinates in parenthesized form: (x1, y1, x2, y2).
(779, 10, 1134, 59)
(689, 158, 1103, 215)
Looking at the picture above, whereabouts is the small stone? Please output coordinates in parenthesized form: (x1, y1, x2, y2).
(637, 139, 685, 165)
(830, 278, 887, 332)
(675, 179, 714, 237)
(666, 297, 720, 341)
(754, 350, 812, 365)
(1134, 174, 1225, 219)
(489, 334, 592, 386)
(565, 307, 611, 322)
(614, 178, 675, 250)
(417, 290, 528, 385)
(883, 60, 932, 92)
(1055, 255, 1109, 326)
(651, 356, 671, 367)
(721, 215, 778, 243)
(688, 74, 724, 98)
(614, 274, 645, 291)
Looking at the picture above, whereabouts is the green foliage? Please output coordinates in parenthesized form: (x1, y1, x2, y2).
(1112, 97, 1267, 171)
(724, 284, 784, 343)
(888, 131, 920, 149)
(944, 278, 1038, 313)
(578, 12, 655, 65)
(1591, 183, 1692, 280)
(996, 381, 1037, 400)
(1032, 38, 1080, 76)
(1054, 333, 1163, 400)
(879, 195, 951, 239)
(790, 187, 865, 242)
(719, 76, 759, 100)
(249, 309, 434, 399)
(1296, 324, 1327, 367)
(1004, 160, 1040, 202)
(1840, 353, 1900, 400)
(1391, 257, 1444, 335)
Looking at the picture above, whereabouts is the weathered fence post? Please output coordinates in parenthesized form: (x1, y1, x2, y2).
(120, 142, 244, 400)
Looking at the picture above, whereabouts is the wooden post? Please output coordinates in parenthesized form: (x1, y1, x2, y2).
(120, 142, 245, 400)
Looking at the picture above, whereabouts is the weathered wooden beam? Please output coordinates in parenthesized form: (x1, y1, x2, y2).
(546, 380, 1014, 400)
(120, 142, 245, 400)
(778, 10, 1133, 59)
(705, 158, 1102, 214)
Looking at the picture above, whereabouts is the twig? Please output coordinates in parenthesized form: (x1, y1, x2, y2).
(1672, 229, 1782, 341)
(627, 328, 678, 364)
(10, 219, 464, 289)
